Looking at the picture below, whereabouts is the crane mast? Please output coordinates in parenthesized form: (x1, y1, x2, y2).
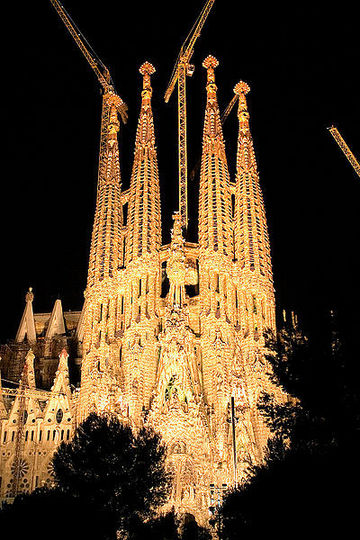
(221, 94, 238, 124)
(328, 125, 360, 179)
(49, 0, 127, 123)
(165, 0, 215, 229)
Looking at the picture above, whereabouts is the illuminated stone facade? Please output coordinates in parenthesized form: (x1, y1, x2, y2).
(0, 58, 280, 522)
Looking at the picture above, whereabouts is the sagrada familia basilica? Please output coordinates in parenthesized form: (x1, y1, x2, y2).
(0, 1, 284, 525)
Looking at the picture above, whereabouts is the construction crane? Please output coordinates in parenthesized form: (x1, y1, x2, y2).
(221, 94, 238, 125)
(165, 0, 215, 229)
(328, 125, 360, 179)
(49, 0, 127, 123)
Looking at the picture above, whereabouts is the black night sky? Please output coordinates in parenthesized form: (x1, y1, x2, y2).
(1, 0, 359, 347)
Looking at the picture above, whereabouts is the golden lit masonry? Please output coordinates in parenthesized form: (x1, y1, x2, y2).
(0, 54, 283, 525)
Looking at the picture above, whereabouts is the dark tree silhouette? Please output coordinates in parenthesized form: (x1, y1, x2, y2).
(0, 414, 174, 540)
(0, 486, 112, 540)
(180, 513, 212, 540)
(52, 413, 171, 535)
(217, 318, 360, 539)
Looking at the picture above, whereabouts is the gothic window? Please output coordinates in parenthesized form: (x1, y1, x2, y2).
(56, 409, 63, 424)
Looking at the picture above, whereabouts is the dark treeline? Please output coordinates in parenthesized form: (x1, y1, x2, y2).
(0, 414, 211, 540)
(216, 313, 360, 538)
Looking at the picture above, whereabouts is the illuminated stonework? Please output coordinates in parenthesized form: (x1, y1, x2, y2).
(0, 57, 282, 524)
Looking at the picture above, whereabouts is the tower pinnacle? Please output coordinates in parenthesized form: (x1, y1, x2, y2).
(139, 61, 156, 76)
(126, 61, 161, 264)
(199, 55, 232, 256)
(233, 81, 250, 96)
(25, 287, 34, 304)
(87, 90, 124, 287)
(233, 79, 275, 332)
(15, 288, 36, 344)
(202, 54, 219, 70)
(233, 81, 251, 133)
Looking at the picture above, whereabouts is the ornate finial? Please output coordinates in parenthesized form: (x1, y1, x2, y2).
(172, 211, 182, 234)
(139, 62, 155, 103)
(235, 81, 250, 127)
(233, 81, 250, 96)
(58, 348, 69, 370)
(170, 212, 185, 253)
(202, 55, 219, 70)
(26, 287, 34, 303)
(139, 61, 156, 76)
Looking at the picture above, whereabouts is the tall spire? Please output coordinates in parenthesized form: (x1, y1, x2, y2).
(233, 82, 273, 284)
(121, 62, 162, 422)
(126, 62, 161, 265)
(15, 288, 36, 344)
(87, 91, 124, 287)
(79, 90, 125, 421)
(198, 56, 235, 472)
(198, 55, 233, 258)
(232, 82, 277, 457)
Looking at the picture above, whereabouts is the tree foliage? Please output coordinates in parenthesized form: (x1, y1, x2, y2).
(0, 414, 174, 540)
(217, 319, 360, 538)
(52, 413, 171, 531)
